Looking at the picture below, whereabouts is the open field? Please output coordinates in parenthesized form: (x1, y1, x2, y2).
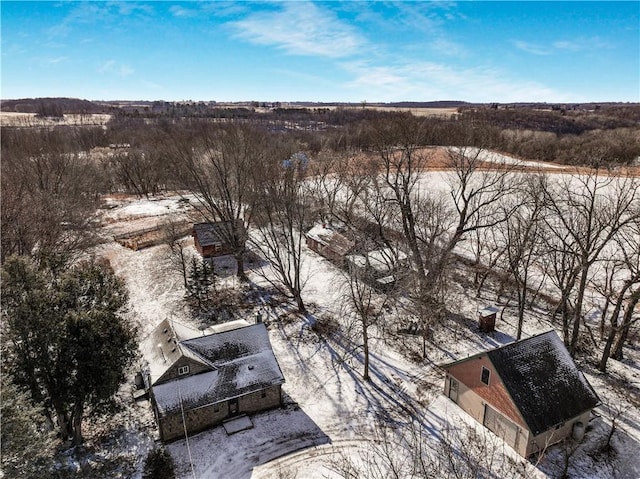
(0, 111, 112, 127)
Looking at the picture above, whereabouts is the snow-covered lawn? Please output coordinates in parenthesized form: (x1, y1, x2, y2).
(86, 193, 640, 479)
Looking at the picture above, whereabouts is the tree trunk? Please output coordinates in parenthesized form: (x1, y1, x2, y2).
(599, 282, 631, 370)
(599, 327, 618, 372)
(362, 318, 370, 381)
(612, 288, 640, 360)
(570, 266, 590, 356)
(71, 401, 84, 445)
(235, 252, 247, 281)
(295, 292, 306, 314)
(56, 410, 71, 441)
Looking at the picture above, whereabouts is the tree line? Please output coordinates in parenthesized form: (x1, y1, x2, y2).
(1, 111, 639, 475)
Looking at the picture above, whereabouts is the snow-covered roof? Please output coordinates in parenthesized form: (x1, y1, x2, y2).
(140, 319, 206, 385)
(206, 319, 251, 335)
(444, 330, 600, 436)
(478, 306, 499, 316)
(141, 319, 252, 386)
(151, 323, 285, 416)
(306, 224, 355, 257)
(346, 248, 407, 274)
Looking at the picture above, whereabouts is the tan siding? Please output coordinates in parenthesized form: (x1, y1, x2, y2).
(155, 357, 211, 385)
(527, 410, 591, 456)
(445, 356, 527, 429)
(444, 374, 530, 457)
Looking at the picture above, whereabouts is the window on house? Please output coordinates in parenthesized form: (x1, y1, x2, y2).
(481, 366, 490, 385)
(214, 403, 220, 413)
(177, 365, 190, 376)
(261, 390, 267, 399)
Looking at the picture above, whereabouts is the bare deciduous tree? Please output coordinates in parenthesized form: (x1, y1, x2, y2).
(542, 171, 640, 355)
(340, 253, 390, 380)
(160, 217, 191, 289)
(1, 128, 101, 261)
(498, 174, 546, 339)
(251, 144, 311, 313)
(329, 419, 533, 479)
(171, 123, 264, 280)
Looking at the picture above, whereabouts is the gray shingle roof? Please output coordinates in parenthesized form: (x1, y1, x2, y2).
(486, 331, 600, 435)
(193, 220, 245, 247)
(152, 323, 285, 415)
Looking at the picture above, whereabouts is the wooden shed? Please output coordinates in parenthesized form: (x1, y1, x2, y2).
(478, 306, 499, 332)
(192, 220, 246, 258)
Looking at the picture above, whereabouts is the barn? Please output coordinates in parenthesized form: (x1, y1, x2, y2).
(305, 224, 355, 264)
(442, 330, 599, 457)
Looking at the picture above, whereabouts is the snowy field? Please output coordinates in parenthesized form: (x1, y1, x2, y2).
(79, 175, 640, 478)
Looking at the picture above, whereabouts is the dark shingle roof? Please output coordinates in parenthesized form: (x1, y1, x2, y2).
(152, 323, 285, 415)
(193, 220, 245, 247)
(487, 331, 599, 435)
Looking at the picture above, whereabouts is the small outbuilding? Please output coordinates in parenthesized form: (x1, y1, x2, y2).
(305, 224, 355, 264)
(192, 220, 245, 258)
(442, 330, 599, 457)
(141, 319, 285, 442)
(345, 247, 408, 290)
(478, 306, 499, 332)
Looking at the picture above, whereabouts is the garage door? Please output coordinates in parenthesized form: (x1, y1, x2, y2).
(483, 405, 519, 450)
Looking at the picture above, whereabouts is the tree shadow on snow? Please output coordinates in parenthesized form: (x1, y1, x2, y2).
(168, 405, 330, 479)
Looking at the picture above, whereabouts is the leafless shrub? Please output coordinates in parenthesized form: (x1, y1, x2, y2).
(329, 419, 533, 479)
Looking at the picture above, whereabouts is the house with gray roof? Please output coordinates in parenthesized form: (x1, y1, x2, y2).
(442, 330, 599, 457)
(141, 319, 285, 441)
(192, 220, 246, 258)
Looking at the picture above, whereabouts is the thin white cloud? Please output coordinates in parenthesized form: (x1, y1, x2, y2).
(47, 2, 154, 38)
(344, 61, 579, 103)
(46, 56, 68, 65)
(430, 37, 467, 57)
(169, 5, 198, 18)
(99, 60, 134, 77)
(515, 37, 611, 56)
(229, 2, 364, 58)
(553, 37, 610, 52)
(513, 41, 551, 56)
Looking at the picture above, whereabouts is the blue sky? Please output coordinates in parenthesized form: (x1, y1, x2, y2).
(2, 1, 638, 103)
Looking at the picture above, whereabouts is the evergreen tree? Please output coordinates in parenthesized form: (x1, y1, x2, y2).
(143, 447, 176, 479)
(1, 256, 138, 445)
(185, 257, 216, 311)
(186, 256, 203, 308)
(0, 376, 56, 478)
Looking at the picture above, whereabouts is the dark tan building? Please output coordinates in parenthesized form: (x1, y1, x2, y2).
(442, 330, 599, 457)
(142, 319, 285, 441)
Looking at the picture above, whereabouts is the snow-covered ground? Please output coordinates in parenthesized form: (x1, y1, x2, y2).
(449, 146, 566, 170)
(80, 189, 640, 479)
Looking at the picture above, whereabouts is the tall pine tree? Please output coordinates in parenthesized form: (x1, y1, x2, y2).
(1, 256, 137, 445)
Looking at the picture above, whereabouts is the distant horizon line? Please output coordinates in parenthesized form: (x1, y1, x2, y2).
(2, 97, 638, 106)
